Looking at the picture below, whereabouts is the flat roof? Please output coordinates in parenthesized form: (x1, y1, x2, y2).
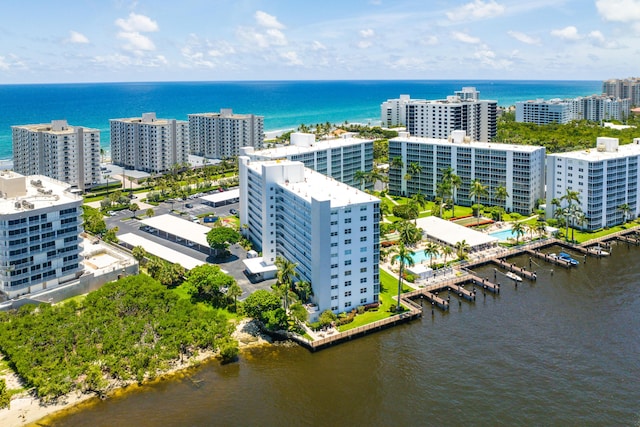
(416, 216, 498, 248)
(251, 137, 372, 158)
(246, 160, 379, 207)
(0, 173, 81, 215)
(119, 233, 207, 271)
(391, 135, 544, 153)
(550, 143, 640, 161)
(140, 214, 211, 247)
(243, 257, 279, 274)
(201, 188, 240, 204)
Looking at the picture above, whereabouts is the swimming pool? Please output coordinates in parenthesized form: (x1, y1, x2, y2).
(489, 228, 516, 240)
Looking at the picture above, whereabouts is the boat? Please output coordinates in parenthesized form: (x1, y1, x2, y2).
(558, 251, 579, 265)
(505, 271, 523, 282)
(548, 253, 558, 259)
(589, 245, 610, 256)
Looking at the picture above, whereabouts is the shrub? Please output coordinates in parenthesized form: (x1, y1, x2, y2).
(218, 338, 239, 364)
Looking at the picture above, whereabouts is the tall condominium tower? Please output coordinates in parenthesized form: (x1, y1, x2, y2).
(189, 109, 264, 159)
(12, 120, 100, 192)
(602, 77, 640, 106)
(240, 132, 374, 189)
(388, 131, 545, 214)
(110, 112, 189, 174)
(516, 96, 631, 124)
(239, 158, 380, 316)
(0, 172, 83, 298)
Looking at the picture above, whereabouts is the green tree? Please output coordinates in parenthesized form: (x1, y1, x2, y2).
(103, 226, 119, 243)
(442, 167, 461, 217)
(493, 185, 509, 221)
(0, 378, 10, 409)
(243, 290, 281, 321)
(618, 203, 631, 224)
(129, 202, 139, 218)
(441, 245, 454, 265)
(82, 206, 107, 235)
(535, 221, 548, 238)
(146, 208, 155, 218)
(206, 227, 241, 257)
(390, 243, 414, 312)
(354, 170, 368, 191)
(294, 280, 313, 303)
(226, 281, 243, 312)
(423, 242, 440, 269)
(454, 240, 470, 260)
(132, 246, 147, 263)
(396, 220, 422, 246)
(511, 221, 525, 245)
(275, 256, 299, 311)
(185, 264, 235, 306)
(289, 302, 308, 325)
(469, 179, 488, 225)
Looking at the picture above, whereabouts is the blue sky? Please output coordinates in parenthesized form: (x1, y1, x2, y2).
(1, 0, 639, 83)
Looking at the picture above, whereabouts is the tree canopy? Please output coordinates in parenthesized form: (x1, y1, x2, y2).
(184, 264, 236, 307)
(206, 227, 241, 255)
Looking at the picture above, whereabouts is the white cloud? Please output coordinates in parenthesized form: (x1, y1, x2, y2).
(311, 41, 327, 50)
(357, 40, 372, 49)
(0, 56, 9, 71)
(92, 53, 166, 68)
(550, 26, 581, 41)
(451, 31, 481, 44)
(255, 11, 285, 29)
(507, 30, 539, 45)
(446, 0, 505, 21)
(588, 30, 623, 48)
(360, 29, 375, 38)
(473, 46, 512, 69)
(67, 31, 89, 44)
(118, 31, 156, 52)
(596, 0, 640, 22)
(115, 13, 159, 33)
(281, 51, 303, 66)
(420, 35, 439, 46)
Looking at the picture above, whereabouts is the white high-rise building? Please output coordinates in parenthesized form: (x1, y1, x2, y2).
(12, 120, 100, 192)
(388, 131, 545, 214)
(110, 113, 189, 174)
(404, 87, 497, 142)
(239, 157, 380, 315)
(602, 77, 640, 106)
(380, 94, 420, 127)
(546, 137, 640, 231)
(515, 99, 572, 124)
(240, 133, 374, 189)
(0, 172, 84, 298)
(189, 109, 264, 159)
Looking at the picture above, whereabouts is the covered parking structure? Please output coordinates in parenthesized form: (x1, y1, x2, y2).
(416, 216, 499, 252)
(119, 233, 210, 270)
(139, 214, 212, 254)
(201, 188, 240, 207)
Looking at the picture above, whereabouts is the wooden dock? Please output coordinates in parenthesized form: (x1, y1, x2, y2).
(491, 258, 539, 279)
(524, 249, 573, 268)
(447, 283, 476, 301)
(468, 274, 500, 294)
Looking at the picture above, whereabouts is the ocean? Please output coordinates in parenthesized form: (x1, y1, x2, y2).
(0, 80, 601, 161)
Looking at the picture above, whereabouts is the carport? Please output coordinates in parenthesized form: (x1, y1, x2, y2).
(119, 233, 209, 270)
(201, 188, 240, 207)
(139, 214, 212, 254)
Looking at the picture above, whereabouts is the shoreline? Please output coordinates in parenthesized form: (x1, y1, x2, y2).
(0, 319, 273, 427)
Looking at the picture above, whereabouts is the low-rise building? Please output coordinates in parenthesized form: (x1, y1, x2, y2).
(239, 157, 380, 316)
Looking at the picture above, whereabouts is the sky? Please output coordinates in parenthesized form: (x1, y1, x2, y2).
(0, 0, 639, 83)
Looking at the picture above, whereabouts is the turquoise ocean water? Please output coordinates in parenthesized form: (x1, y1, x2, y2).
(0, 80, 601, 160)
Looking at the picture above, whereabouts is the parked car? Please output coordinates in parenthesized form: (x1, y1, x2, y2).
(186, 203, 194, 208)
(230, 208, 238, 215)
(107, 211, 116, 216)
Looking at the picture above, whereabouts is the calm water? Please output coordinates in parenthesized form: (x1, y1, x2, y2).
(48, 243, 640, 426)
(0, 80, 601, 160)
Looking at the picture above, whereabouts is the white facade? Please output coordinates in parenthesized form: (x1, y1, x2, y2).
(602, 77, 640, 106)
(12, 120, 100, 192)
(380, 94, 418, 127)
(546, 137, 640, 230)
(0, 172, 84, 298)
(188, 109, 264, 159)
(388, 132, 546, 214)
(240, 133, 374, 189)
(239, 158, 380, 315)
(404, 88, 497, 142)
(515, 99, 572, 124)
(110, 112, 189, 174)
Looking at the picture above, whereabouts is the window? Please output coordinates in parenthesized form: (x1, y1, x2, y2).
(331, 231, 338, 236)
(345, 270, 351, 276)
(331, 284, 338, 290)
(345, 302, 352, 308)
(331, 274, 338, 279)
(345, 291, 352, 297)
(344, 260, 351, 266)
(332, 306, 338, 311)
(360, 226, 367, 232)
(360, 236, 367, 242)
(344, 218, 351, 224)
(331, 263, 338, 269)
(360, 267, 367, 273)
(345, 280, 351, 286)
(331, 242, 338, 247)
(345, 228, 351, 234)
(360, 206, 367, 211)
(360, 247, 367, 253)
(331, 221, 338, 226)
(360, 257, 367, 263)
(345, 249, 352, 255)
(360, 216, 367, 221)
(360, 287, 367, 293)
(360, 277, 367, 283)
(331, 295, 338, 300)
(360, 298, 367, 304)
(345, 208, 351, 213)
(345, 239, 351, 244)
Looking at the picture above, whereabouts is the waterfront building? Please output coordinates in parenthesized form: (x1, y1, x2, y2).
(239, 157, 380, 315)
(0, 172, 83, 298)
(515, 99, 572, 125)
(602, 77, 640, 106)
(404, 87, 497, 142)
(380, 94, 420, 127)
(239, 133, 374, 189)
(188, 109, 264, 159)
(12, 120, 100, 192)
(516, 95, 631, 124)
(388, 131, 545, 214)
(110, 113, 189, 174)
(546, 137, 640, 231)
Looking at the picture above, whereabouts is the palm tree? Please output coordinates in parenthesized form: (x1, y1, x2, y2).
(390, 243, 414, 312)
(397, 220, 422, 247)
(146, 208, 154, 218)
(436, 182, 452, 217)
(618, 203, 631, 224)
(423, 242, 440, 269)
(511, 221, 525, 245)
(410, 192, 428, 221)
(441, 245, 454, 265)
(391, 156, 405, 195)
(454, 240, 470, 260)
(294, 280, 313, 303)
(469, 179, 488, 225)
(535, 220, 548, 238)
(408, 162, 422, 190)
(441, 167, 461, 218)
(354, 170, 368, 191)
(129, 202, 139, 219)
(226, 282, 243, 312)
(275, 256, 299, 311)
(493, 185, 509, 221)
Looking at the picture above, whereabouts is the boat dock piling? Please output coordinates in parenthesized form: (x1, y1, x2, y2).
(447, 284, 476, 301)
(524, 249, 573, 268)
(491, 258, 539, 279)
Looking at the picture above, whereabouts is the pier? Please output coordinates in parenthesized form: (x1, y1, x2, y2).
(491, 257, 539, 279)
(524, 249, 573, 268)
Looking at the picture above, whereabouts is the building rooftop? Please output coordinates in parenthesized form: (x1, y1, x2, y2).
(110, 112, 186, 126)
(550, 139, 640, 162)
(391, 134, 544, 153)
(246, 160, 379, 207)
(250, 136, 372, 158)
(12, 120, 98, 133)
(416, 216, 498, 249)
(0, 173, 81, 215)
(189, 109, 262, 119)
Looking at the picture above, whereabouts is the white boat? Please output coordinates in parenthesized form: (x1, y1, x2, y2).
(505, 271, 523, 282)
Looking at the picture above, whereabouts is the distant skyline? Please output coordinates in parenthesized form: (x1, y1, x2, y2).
(0, 0, 638, 84)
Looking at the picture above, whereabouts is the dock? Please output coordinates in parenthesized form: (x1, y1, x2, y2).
(524, 249, 573, 268)
(491, 258, 539, 279)
(447, 283, 476, 301)
(468, 274, 500, 293)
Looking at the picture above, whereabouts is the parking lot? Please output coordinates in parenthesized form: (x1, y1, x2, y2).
(103, 189, 274, 299)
